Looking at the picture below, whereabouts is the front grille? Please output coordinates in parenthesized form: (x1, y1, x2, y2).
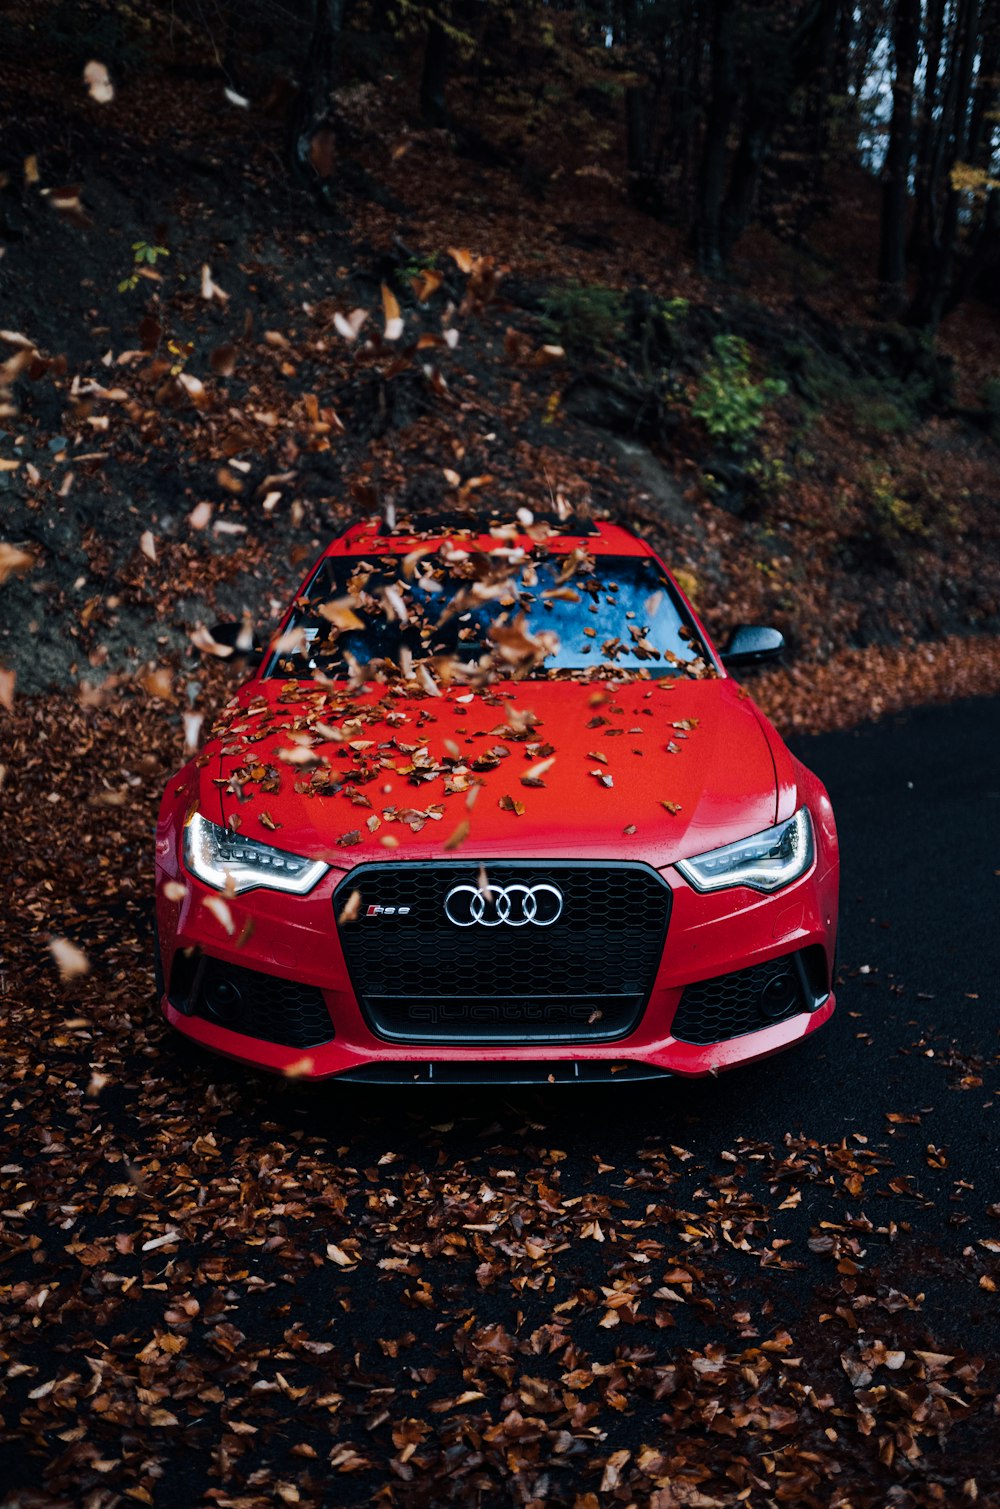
(334, 861, 671, 1044)
(174, 955, 334, 1049)
(671, 952, 817, 1045)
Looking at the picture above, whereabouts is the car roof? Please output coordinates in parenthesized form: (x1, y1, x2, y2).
(327, 516, 652, 558)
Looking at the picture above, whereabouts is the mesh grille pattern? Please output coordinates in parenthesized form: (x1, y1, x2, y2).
(192, 958, 334, 1048)
(335, 861, 671, 1044)
(671, 956, 806, 1045)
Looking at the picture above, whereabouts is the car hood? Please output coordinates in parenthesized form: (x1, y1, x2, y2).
(198, 675, 780, 873)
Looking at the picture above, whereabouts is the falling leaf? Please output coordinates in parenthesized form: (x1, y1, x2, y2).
(190, 624, 233, 658)
(210, 342, 237, 376)
(49, 938, 90, 980)
(448, 247, 473, 273)
(202, 895, 235, 935)
(139, 666, 174, 701)
(334, 308, 368, 342)
(83, 60, 114, 103)
(381, 282, 403, 341)
(0, 667, 16, 711)
(338, 890, 362, 924)
(443, 818, 470, 850)
(0, 544, 34, 585)
(182, 712, 203, 752)
(200, 264, 229, 303)
(188, 501, 212, 530)
(139, 530, 157, 563)
(224, 86, 250, 108)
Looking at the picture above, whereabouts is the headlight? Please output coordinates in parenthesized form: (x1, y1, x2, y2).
(183, 812, 329, 896)
(676, 807, 814, 894)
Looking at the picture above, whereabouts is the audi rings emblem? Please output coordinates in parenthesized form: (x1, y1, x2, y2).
(443, 882, 564, 928)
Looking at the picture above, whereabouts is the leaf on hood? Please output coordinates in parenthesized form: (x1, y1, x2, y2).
(521, 755, 555, 787)
(498, 795, 525, 816)
(660, 800, 682, 814)
(49, 937, 91, 980)
(83, 60, 114, 103)
(337, 830, 363, 846)
(258, 811, 280, 831)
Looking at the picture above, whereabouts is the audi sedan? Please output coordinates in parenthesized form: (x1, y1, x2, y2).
(154, 513, 839, 1084)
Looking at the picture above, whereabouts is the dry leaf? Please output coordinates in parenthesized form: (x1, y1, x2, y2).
(49, 937, 91, 980)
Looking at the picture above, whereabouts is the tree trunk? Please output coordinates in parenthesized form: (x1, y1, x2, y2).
(289, 0, 345, 180)
(908, 0, 980, 327)
(717, 0, 838, 263)
(877, 0, 921, 314)
(420, 18, 450, 125)
(695, 0, 737, 275)
(623, 0, 658, 210)
(907, 0, 946, 261)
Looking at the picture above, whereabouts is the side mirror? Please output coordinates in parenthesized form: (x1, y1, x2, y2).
(720, 624, 785, 670)
(209, 621, 262, 665)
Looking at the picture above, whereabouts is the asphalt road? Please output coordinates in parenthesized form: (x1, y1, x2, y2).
(3, 695, 999, 1505)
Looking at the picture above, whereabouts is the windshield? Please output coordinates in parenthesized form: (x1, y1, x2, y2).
(265, 549, 713, 684)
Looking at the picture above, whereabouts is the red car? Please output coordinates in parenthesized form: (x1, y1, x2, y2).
(154, 515, 839, 1084)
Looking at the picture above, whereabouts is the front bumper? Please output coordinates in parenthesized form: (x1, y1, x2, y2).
(154, 844, 839, 1081)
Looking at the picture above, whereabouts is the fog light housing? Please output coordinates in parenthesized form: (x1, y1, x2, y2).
(758, 972, 798, 1021)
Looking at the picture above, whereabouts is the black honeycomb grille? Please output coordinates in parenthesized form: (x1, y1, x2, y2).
(671, 955, 807, 1045)
(187, 957, 334, 1048)
(334, 861, 671, 1044)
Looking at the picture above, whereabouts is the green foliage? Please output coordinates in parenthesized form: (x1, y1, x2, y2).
(866, 467, 930, 541)
(746, 450, 791, 499)
(118, 241, 169, 294)
(659, 297, 690, 324)
(692, 335, 787, 453)
(542, 281, 623, 356)
(780, 327, 945, 437)
(396, 252, 438, 289)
